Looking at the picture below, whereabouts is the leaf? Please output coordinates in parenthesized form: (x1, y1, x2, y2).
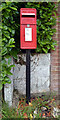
(10, 7, 17, 11)
(12, 30, 15, 35)
(4, 76, 11, 83)
(8, 57, 12, 65)
(42, 48, 48, 53)
(51, 45, 54, 48)
(2, 38, 7, 42)
(4, 33, 10, 39)
(9, 65, 15, 68)
(6, 2, 11, 5)
(0, 76, 3, 81)
(2, 80, 11, 84)
(50, 32, 53, 35)
(51, 47, 55, 50)
(1, 71, 6, 77)
(9, 38, 15, 44)
(7, 71, 13, 75)
(2, 47, 7, 56)
(6, 9, 11, 12)
(1, 59, 6, 65)
(0, 82, 2, 90)
(8, 27, 12, 32)
(5, 55, 10, 59)
(8, 45, 15, 47)
(47, 45, 50, 50)
(53, 11, 56, 17)
(3, 25, 8, 30)
(0, 3, 8, 11)
(10, 49, 17, 59)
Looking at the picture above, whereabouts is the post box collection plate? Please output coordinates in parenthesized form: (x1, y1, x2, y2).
(25, 28, 32, 42)
(20, 8, 37, 49)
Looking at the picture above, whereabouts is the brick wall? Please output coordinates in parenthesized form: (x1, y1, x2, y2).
(51, 3, 60, 97)
(58, 3, 60, 100)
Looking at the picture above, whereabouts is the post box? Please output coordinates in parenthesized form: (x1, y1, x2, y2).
(20, 8, 37, 49)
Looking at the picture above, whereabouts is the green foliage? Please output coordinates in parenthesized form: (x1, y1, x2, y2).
(26, 2, 57, 53)
(0, 2, 17, 90)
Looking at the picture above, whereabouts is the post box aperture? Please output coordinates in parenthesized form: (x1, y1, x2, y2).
(20, 8, 37, 49)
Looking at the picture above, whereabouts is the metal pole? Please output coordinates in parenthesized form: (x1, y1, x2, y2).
(26, 49, 30, 104)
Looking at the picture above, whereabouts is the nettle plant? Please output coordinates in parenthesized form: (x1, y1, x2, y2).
(0, 2, 57, 90)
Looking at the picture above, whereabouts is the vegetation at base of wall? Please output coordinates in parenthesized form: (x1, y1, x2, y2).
(0, 2, 57, 89)
(2, 94, 59, 119)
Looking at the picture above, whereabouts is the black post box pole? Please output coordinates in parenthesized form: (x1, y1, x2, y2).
(26, 49, 30, 104)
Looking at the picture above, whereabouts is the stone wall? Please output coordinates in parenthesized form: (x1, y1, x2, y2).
(13, 53, 50, 95)
(4, 57, 13, 106)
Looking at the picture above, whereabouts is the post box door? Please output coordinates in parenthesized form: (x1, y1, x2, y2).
(20, 24, 36, 49)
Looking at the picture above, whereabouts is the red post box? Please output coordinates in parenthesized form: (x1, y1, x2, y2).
(20, 8, 37, 49)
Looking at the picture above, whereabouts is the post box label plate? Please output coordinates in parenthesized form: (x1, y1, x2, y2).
(25, 28, 32, 41)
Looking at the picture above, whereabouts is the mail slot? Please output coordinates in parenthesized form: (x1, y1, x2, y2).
(20, 8, 37, 49)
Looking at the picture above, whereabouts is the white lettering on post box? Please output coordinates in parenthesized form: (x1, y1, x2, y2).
(25, 28, 32, 41)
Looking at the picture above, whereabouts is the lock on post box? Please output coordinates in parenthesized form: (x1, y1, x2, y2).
(20, 8, 37, 49)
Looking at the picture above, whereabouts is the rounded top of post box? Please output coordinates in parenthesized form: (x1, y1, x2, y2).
(20, 8, 36, 14)
(20, 8, 36, 10)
